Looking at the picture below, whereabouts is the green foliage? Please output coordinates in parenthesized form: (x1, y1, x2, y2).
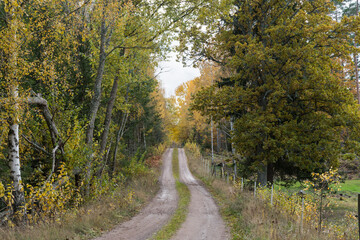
(0, 0, 189, 225)
(188, 0, 360, 182)
(123, 150, 150, 178)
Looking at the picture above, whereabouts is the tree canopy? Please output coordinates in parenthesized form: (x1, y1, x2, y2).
(180, 0, 360, 184)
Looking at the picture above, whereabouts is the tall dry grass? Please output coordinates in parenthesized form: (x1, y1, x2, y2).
(185, 145, 354, 240)
(1, 169, 160, 240)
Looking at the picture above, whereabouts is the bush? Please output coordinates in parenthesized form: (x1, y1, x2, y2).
(184, 142, 201, 158)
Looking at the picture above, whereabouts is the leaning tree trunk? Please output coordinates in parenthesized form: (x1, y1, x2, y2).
(99, 75, 119, 157)
(109, 86, 129, 177)
(85, 15, 108, 147)
(84, 10, 109, 195)
(96, 75, 120, 178)
(110, 111, 128, 177)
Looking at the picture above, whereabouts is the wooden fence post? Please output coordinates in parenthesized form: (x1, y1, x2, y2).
(241, 177, 244, 192)
(270, 184, 274, 206)
(254, 181, 257, 198)
(301, 195, 305, 234)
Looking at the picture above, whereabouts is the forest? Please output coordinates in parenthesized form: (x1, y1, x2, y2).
(1, 0, 360, 239)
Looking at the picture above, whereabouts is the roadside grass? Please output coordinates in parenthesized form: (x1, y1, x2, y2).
(1, 167, 160, 240)
(185, 148, 358, 240)
(152, 148, 191, 240)
(185, 150, 248, 239)
(274, 179, 359, 222)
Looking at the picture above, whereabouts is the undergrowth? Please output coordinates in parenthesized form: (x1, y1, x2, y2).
(1, 158, 162, 240)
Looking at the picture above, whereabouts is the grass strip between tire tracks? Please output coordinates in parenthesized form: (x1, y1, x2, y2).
(152, 148, 190, 240)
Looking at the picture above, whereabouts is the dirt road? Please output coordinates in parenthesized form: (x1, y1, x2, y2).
(95, 148, 178, 240)
(172, 148, 229, 240)
(95, 148, 228, 240)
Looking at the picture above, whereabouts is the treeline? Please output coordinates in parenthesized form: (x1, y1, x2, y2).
(0, 0, 209, 224)
(172, 0, 360, 186)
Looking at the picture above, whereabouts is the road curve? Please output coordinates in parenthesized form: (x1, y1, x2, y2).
(95, 148, 178, 240)
(172, 148, 229, 240)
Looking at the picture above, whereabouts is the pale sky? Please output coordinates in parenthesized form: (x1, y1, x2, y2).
(157, 50, 200, 98)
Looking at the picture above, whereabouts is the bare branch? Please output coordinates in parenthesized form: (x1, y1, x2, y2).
(21, 134, 50, 156)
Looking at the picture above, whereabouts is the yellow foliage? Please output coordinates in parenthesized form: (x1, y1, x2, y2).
(184, 142, 201, 158)
(0, 182, 4, 198)
(0, 164, 83, 226)
(243, 168, 357, 238)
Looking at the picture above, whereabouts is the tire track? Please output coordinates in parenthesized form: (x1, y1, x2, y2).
(95, 148, 178, 240)
(172, 148, 229, 240)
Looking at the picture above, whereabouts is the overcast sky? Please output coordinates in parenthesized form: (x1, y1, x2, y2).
(156, 50, 200, 98)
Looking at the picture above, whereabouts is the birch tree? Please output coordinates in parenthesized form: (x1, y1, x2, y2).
(0, 0, 28, 215)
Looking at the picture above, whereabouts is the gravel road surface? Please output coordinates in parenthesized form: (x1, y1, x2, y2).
(95, 148, 178, 240)
(172, 148, 229, 240)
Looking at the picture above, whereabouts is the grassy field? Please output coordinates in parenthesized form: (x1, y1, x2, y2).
(339, 179, 360, 194)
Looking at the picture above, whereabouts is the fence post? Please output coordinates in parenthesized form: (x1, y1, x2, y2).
(270, 184, 274, 206)
(205, 160, 207, 176)
(222, 165, 224, 179)
(254, 181, 257, 198)
(205, 161, 209, 175)
(208, 161, 210, 175)
(208, 161, 211, 176)
(300, 195, 304, 234)
(226, 172, 229, 184)
(241, 177, 244, 192)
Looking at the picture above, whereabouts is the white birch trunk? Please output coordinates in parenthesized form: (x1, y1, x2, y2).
(8, 123, 21, 190)
(7, 13, 25, 214)
(8, 87, 24, 214)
